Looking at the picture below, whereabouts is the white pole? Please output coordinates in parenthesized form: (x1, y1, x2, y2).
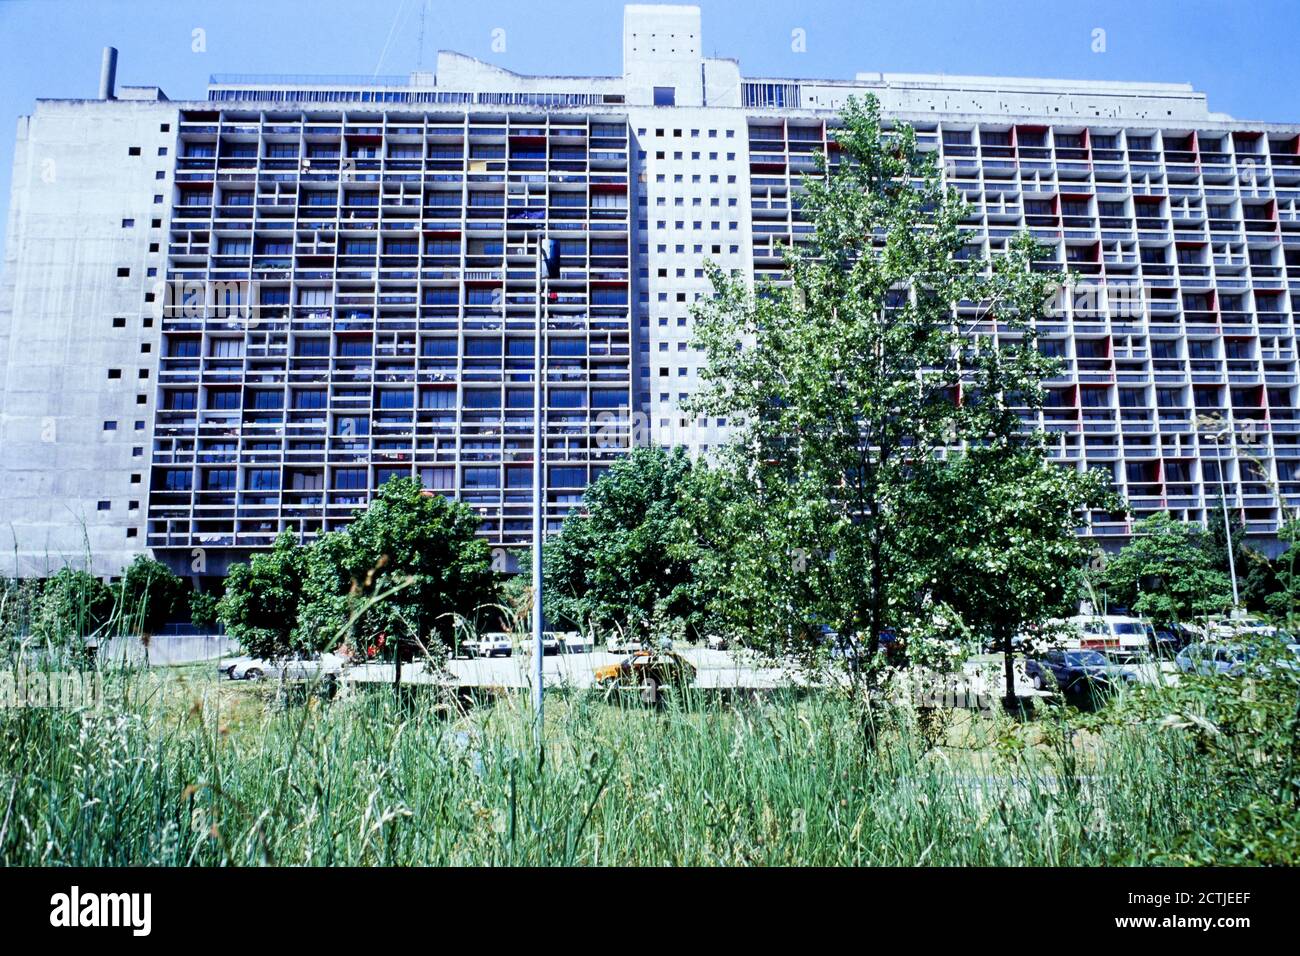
(1218, 427, 1240, 610)
(532, 237, 545, 745)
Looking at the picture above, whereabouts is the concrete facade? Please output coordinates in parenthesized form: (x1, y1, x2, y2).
(3, 4, 1300, 579)
(0, 93, 175, 575)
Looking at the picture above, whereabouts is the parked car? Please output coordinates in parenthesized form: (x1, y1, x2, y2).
(1058, 614, 1156, 662)
(706, 634, 729, 651)
(1150, 624, 1194, 655)
(1175, 641, 1300, 677)
(1204, 617, 1293, 642)
(230, 652, 347, 682)
(1175, 641, 1275, 677)
(607, 635, 643, 654)
(1025, 649, 1138, 694)
(594, 649, 697, 704)
(560, 633, 594, 654)
(464, 634, 513, 658)
(217, 655, 253, 678)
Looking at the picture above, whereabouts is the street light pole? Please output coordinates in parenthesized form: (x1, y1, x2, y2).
(532, 235, 546, 746)
(1216, 425, 1241, 610)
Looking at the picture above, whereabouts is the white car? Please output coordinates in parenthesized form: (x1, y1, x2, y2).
(217, 655, 253, 678)
(464, 633, 513, 658)
(1204, 617, 1291, 642)
(706, 635, 730, 651)
(230, 652, 347, 681)
(560, 633, 594, 654)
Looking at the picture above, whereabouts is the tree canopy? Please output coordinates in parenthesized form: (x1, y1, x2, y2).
(543, 446, 710, 644)
(1101, 513, 1233, 624)
(689, 94, 1103, 673)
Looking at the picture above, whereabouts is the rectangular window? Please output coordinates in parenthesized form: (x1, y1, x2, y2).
(549, 389, 585, 408)
(159, 469, 192, 492)
(333, 468, 367, 490)
(653, 87, 676, 107)
(334, 416, 369, 436)
(245, 469, 279, 491)
(422, 338, 456, 357)
(420, 466, 454, 489)
(462, 467, 499, 489)
(164, 390, 197, 410)
(548, 338, 586, 356)
(549, 466, 586, 487)
(420, 388, 455, 409)
(203, 469, 236, 491)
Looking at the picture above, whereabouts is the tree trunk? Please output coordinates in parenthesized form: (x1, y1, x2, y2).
(393, 642, 402, 703)
(1001, 628, 1019, 715)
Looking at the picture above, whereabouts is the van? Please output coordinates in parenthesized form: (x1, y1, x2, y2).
(1062, 615, 1155, 662)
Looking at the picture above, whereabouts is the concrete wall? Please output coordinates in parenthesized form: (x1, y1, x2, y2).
(0, 98, 178, 577)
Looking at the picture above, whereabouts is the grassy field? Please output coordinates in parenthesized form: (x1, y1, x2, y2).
(0, 660, 1233, 866)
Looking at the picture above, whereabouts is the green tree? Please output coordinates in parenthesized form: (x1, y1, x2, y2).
(899, 443, 1115, 704)
(690, 94, 1069, 670)
(543, 446, 708, 643)
(217, 531, 307, 660)
(1266, 516, 1300, 622)
(1205, 505, 1277, 613)
(1101, 513, 1233, 624)
(113, 554, 189, 635)
(295, 477, 494, 660)
(189, 590, 220, 631)
(31, 567, 113, 653)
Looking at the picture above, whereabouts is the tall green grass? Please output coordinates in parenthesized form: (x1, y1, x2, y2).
(0, 666, 1222, 866)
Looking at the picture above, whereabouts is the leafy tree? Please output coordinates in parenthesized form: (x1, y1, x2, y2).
(31, 567, 113, 652)
(295, 477, 494, 660)
(1205, 505, 1277, 613)
(690, 94, 1070, 670)
(1266, 516, 1300, 621)
(217, 531, 307, 660)
(543, 446, 709, 643)
(0, 578, 43, 661)
(1101, 513, 1233, 624)
(189, 590, 220, 631)
(113, 554, 189, 634)
(898, 443, 1115, 703)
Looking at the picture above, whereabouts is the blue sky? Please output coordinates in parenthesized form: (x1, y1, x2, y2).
(1, 0, 1298, 253)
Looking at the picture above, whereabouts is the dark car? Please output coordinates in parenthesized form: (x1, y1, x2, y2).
(1151, 623, 1194, 655)
(1026, 649, 1138, 695)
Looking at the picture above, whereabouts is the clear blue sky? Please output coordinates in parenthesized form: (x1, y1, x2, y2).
(1, 0, 1298, 254)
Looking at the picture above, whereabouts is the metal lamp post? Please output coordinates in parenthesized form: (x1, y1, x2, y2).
(532, 234, 560, 747)
(1213, 424, 1241, 610)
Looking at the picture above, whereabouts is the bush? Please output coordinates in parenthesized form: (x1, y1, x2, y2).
(189, 591, 220, 631)
(1084, 633, 1300, 864)
(114, 555, 188, 634)
(30, 568, 113, 653)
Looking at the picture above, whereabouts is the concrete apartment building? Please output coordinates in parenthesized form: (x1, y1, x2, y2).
(3, 4, 1300, 580)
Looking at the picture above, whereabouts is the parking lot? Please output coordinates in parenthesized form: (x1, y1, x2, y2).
(342, 645, 1052, 701)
